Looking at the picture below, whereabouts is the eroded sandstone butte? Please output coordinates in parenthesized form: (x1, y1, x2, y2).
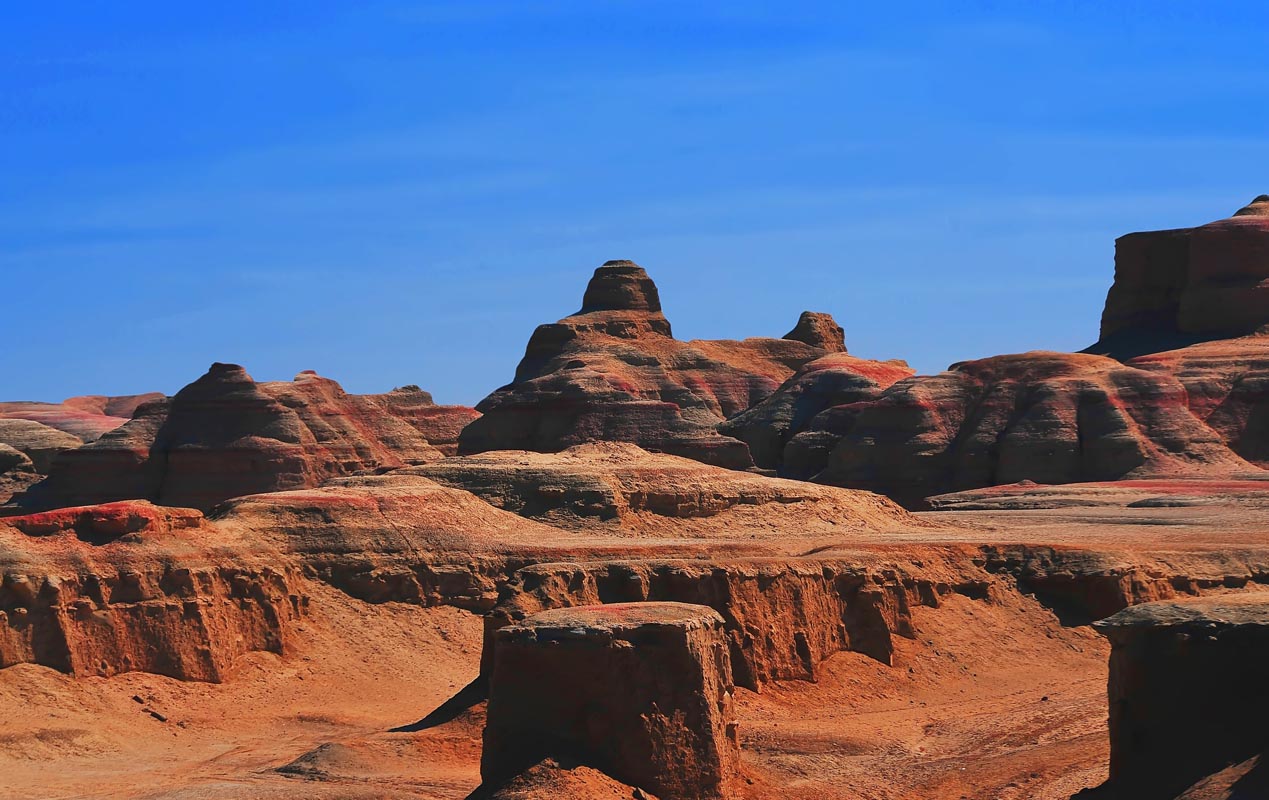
(480, 602, 739, 800)
(1082, 595, 1269, 799)
(733, 199, 1269, 506)
(458, 260, 844, 469)
(0, 393, 163, 442)
(14, 364, 477, 513)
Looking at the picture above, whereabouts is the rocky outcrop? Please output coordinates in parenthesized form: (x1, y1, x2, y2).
(0, 393, 163, 442)
(783, 311, 847, 352)
(0, 419, 84, 472)
(485, 553, 997, 690)
(815, 351, 1250, 507)
(0, 500, 307, 681)
(1127, 335, 1269, 469)
(1097, 197, 1269, 349)
(0, 445, 39, 504)
(476, 759, 661, 800)
(365, 384, 481, 456)
(719, 353, 914, 474)
(15, 365, 458, 512)
(1087, 595, 1269, 798)
(480, 603, 739, 800)
(414, 442, 915, 538)
(458, 261, 839, 469)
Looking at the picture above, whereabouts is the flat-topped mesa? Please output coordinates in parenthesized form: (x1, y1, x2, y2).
(460, 260, 838, 469)
(579, 260, 663, 314)
(783, 311, 847, 352)
(481, 602, 740, 800)
(1097, 196, 1269, 349)
(1088, 595, 1269, 798)
(14, 363, 463, 512)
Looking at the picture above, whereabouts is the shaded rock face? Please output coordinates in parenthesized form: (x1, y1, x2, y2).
(815, 351, 1248, 507)
(1098, 197, 1269, 348)
(0, 444, 40, 504)
(481, 602, 739, 800)
(719, 353, 914, 475)
(16, 365, 458, 512)
(0, 418, 87, 473)
(459, 261, 838, 469)
(1091, 596, 1269, 799)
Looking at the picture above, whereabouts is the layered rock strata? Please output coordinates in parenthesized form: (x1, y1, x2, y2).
(0, 393, 163, 442)
(0, 500, 307, 681)
(459, 261, 841, 469)
(816, 351, 1249, 507)
(1089, 595, 1269, 798)
(480, 602, 739, 800)
(15, 365, 469, 512)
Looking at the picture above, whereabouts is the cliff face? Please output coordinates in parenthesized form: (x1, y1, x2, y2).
(1099, 196, 1269, 347)
(15, 365, 475, 512)
(458, 261, 839, 469)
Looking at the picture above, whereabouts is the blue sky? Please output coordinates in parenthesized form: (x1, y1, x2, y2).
(5, 2, 1269, 404)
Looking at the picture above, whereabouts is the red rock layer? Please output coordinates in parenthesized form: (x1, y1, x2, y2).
(15, 365, 454, 512)
(814, 351, 1250, 507)
(459, 260, 839, 469)
(364, 384, 481, 456)
(1127, 335, 1269, 468)
(0, 500, 307, 681)
(0, 392, 162, 442)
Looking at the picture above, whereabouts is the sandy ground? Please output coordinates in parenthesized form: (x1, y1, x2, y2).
(1, 575, 1117, 800)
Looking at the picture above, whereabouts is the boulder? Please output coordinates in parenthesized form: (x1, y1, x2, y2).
(481, 602, 739, 800)
(1090, 595, 1269, 798)
(458, 261, 838, 469)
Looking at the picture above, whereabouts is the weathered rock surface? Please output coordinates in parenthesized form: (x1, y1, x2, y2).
(15, 365, 460, 512)
(1097, 197, 1269, 348)
(414, 442, 915, 538)
(783, 311, 847, 352)
(0, 393, 163, 442)
(815, 351, 1250, 507)
(365, 384, 481, 456)
(719, 353, 913, 474)
(458, 261, 839, 469)
(481, 602, 739, 800)
(1088, 595, 1269, 798)
(0, 445, 40, 504)
(0, 418, 84, 472)
(0, 500, 307, 681)
(475, 758, 660, 800)
(1126, 335, 1269, 468)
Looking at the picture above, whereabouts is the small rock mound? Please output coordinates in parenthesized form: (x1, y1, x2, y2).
(580, 260, 663, 313)
(783, 311, 846, 352)
(481, 602, 739, 800)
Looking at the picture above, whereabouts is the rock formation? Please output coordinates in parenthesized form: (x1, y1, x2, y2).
(458, 260, 841, 469)
(366, 384, 481, 456)
(14, 365, 467, 512)
(1097, 196, 1269, 351)
(480, 602, 739, 800)
(719, 352, 914, 475)
(0, 393, 163, 442)
(0, 419, 84, 473)
(1088, 595, 1269, 798)
(813, 351, 1251, 507)
(783, 310, 847, 352)
(415, 442, 914, 538)
(0, 445, 39, 504)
